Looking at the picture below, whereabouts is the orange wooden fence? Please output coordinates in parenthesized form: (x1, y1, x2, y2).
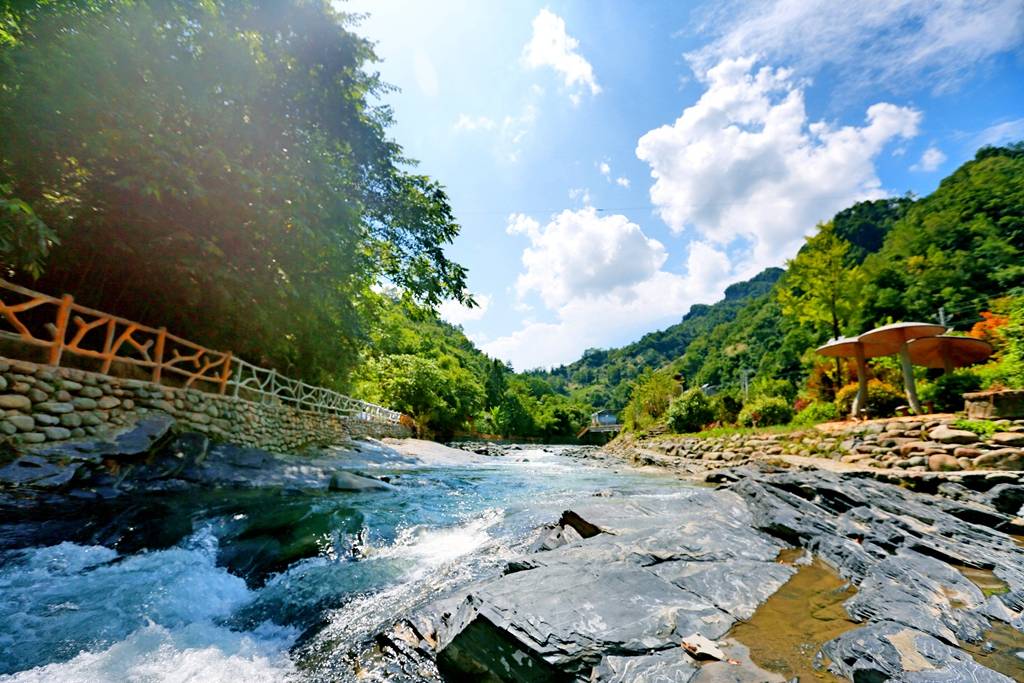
(0, 279, 404, 424)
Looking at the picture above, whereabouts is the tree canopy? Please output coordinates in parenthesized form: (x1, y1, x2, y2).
(0, 0, 470, 387)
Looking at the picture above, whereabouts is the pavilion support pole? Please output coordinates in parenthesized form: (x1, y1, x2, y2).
(852, 345, 869, 418)
(899, 343, 923, 414)
(941, 347, 954, 374)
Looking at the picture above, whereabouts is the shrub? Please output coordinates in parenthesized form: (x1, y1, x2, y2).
(918, 371, 982, 413)
(738, 396, 793, 427)
(792, 401, 839, 426)
(623, 369, 681, 431)
(834, 379, 904, 418)
(711, 392, 743, 425)
(952, 418, 997, 439)
(667, 389, 715, 433)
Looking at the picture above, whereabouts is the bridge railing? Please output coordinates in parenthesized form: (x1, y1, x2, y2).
(0, 279, 405, 425)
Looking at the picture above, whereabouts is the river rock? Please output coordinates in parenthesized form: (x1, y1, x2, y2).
(975, 448, 1024, 470)
(590, 650, 698, 682)
(992, 432, 1024, 447)
(651, 559, 795, 620)
(7, 415, 34, 432)
(35, 401, 74, 415)
(928, 425, 978, 444)
(0, 394, 31, 410)
(822, 621, 1014, 682)
(929, 453, 962, 471)
(437, 562, 733, 678)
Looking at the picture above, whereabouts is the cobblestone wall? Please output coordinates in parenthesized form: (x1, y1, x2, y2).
(0, 357, 410, 453)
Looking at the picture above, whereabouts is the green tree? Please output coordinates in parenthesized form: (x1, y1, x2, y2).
(0, 0, 470, 387)
(777, 222, 865, 394)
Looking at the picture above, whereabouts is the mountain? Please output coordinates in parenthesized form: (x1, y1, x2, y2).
(526, 267, 784, 411)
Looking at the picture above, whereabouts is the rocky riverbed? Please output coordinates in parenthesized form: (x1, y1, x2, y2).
(381, 460, 1024, 682)
(2, 421, 1023, 681)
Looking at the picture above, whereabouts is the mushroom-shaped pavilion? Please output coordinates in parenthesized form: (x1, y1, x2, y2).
(856, 322, 946, 414)
(906, 335, 992, 373)
(816, 336, 871, 417)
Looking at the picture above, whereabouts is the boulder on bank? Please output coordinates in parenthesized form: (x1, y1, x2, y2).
(438, 562, 733, 678)
(822, 621, 1015, 682)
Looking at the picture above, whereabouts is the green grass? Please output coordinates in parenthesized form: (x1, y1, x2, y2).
(952, 418, 998, 439)
(648, 423, 806, 440)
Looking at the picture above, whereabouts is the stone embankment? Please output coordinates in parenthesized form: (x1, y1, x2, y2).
(377, 463, 1024, 681)
(0, 356, 409, 454)
(608, 415, 1024, 480)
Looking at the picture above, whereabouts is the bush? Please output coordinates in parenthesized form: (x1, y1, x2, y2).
(711, 392, 743, 425)
(792, 401, 839, 426)
(919, 371, 982, 413)
(835, 379, 904, 418)
(738, 396, 793, 427)
(952, 418, 997, 439)
(623, 370, 681, 431)
(667, 389, 715, 433)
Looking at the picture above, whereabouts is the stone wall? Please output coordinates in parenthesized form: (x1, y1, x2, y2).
(0, 356, 410, 453)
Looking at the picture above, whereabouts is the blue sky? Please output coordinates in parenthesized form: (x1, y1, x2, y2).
(343, 0, 1024, 370)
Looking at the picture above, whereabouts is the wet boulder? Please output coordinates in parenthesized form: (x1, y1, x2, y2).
(651, 559, 796, 620)
(437, 562, 733, 679)
(822, 621, 1014, 682)
(590, 650, 698, 682)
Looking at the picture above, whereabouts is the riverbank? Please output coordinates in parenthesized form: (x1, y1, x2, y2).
(605, 414, 1024, 487)
(390, 451, 1024, 682)
(1, 426, 1022, 681)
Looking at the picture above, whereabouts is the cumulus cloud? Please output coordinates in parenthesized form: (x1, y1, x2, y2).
(598, 161, 611, 177)
(484, 210, 736, 369)
(438, 294, 492, 326)
(689, 0, 1024, 94)
(523, 9, 601, 101)
(506, 208, 668, 308)
(911, 146, 946, 172)
(498, 104, 538, 163)
(454, 114, 496, 132)
(568, 187, 592, 204)
(636, 56, 921, 271)
(615, 177, 631, 188)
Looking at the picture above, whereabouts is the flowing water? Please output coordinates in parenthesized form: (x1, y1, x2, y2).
(0, 445, 689, 681)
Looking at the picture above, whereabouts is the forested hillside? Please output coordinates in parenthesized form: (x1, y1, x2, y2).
(605, 143, 1024, 433)
(526, 268, 783, 412)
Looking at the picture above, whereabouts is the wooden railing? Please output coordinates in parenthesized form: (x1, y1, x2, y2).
(0, 279, 405, 425)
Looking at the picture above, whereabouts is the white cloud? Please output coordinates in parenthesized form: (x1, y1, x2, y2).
(413, 50, 439, 97)
(498, 104, 538, 163)
(438, 294, 492, 326)
(615, 177, 631, 188)
(598, 161, 611, 177)
(506, 208, 668, 309)
(689, 0, 1024, 94)
(454, 114, 496, 132)
(911, 146, 946, 172)
(568, 187, 592, 205)
(636, 56, 920, 272)
(522, 9, 601, 101)
(975, 117, 1024, 147)
(485, 210, 737, 369)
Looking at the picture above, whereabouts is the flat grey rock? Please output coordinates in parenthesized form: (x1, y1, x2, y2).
(439, 561, 733, 677)
(652, 559, 796, 620)
(591, 650, 698, 682)
(822, 621, 1014, 682)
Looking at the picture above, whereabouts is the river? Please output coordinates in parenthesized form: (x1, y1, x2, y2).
(0, 443, 688, 681)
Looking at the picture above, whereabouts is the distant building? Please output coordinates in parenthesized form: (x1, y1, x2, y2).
(591, 409, 619, 426)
